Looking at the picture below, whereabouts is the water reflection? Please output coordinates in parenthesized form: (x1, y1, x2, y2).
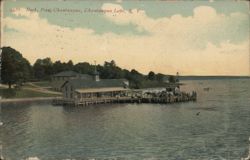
(1, 79, 250, 159)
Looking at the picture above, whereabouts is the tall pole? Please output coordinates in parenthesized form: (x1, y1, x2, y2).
(0, 48, 4, 160)
(94, 60, 97, 72)
(176, 72, 180, 83)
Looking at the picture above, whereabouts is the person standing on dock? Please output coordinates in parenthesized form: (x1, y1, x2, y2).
(174, 86, 181, 95)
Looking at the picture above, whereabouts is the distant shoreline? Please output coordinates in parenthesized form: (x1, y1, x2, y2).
(179, 76, 250, 81)
(0, 78, 249, 104)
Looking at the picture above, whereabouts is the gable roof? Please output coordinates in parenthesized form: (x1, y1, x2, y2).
(51, 80, 67, 89)
(61, 79, 128, 89)
(53, 71, 78, 77)
(76, 87, 129, 93)
(53, 71, 92, 79)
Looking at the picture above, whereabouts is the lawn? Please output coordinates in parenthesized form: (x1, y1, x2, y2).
(0, 87, 58, 99)
(31, 81, 51, 87)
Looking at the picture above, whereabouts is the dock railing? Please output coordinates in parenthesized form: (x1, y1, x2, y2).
(52, 90, 197, 106)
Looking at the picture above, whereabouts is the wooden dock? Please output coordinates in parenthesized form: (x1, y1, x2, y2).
(52, 93, 197, 106)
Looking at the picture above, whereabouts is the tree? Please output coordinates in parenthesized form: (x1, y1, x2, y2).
(168, 75, 176, 83)
(1, 47, 32, 88)
(73, 62, 93, 74)
(127, 69, 144, 88)
(110, 60, 116, 67)
(33, 57, 53, 80)
(53, 60, 64, 73)
(147, 71, 155, 80)
(155, 73, 165, 82)
(101, 60, 123, 79)
(66, 60, 74, 70)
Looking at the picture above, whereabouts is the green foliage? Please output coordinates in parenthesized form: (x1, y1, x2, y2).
(140, 80, 169, 88)
(73, 62, 94, 75)
(45, 59, 174, 89)
(168, 75, 176, 83)
(33, 58, 54, 80)
(1, 46, 174, 89)
(155, 73, 165, 82)
(147, 71, 156, 80)
(126, 69, 144, 88)
(1, 47, 32, 88)
(98, 61, 124, 79)
(33, 58, 75, 80)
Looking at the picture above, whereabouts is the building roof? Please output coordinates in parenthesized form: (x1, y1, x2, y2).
(53, 71, 92, 79)
(75, 87, 128, 93)
(51, 80, 67, 89)
(61, 79, 128, 89)
(53, 71, 78, 77)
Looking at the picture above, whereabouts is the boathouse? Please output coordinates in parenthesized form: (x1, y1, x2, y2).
(51, 71, 92, 91)
(60, 71, 129, 102)
(53, 71, 197, 106)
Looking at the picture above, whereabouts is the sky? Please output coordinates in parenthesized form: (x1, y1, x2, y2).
(1, 0, 250, 76)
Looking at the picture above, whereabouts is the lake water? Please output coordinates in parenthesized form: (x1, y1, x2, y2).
(1, 79, 250, 160)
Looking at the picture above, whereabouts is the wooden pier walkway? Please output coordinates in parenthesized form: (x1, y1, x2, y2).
(52, 94, 197, 106)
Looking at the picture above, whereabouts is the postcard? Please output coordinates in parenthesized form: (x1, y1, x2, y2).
(0, 0, 249, 159)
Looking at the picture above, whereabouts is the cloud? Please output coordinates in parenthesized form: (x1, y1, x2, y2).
(2, 5, 249, 75)
(102, 4, 248, 48)
(101, 3, 153, 31)
(193, 6, 217, 22)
